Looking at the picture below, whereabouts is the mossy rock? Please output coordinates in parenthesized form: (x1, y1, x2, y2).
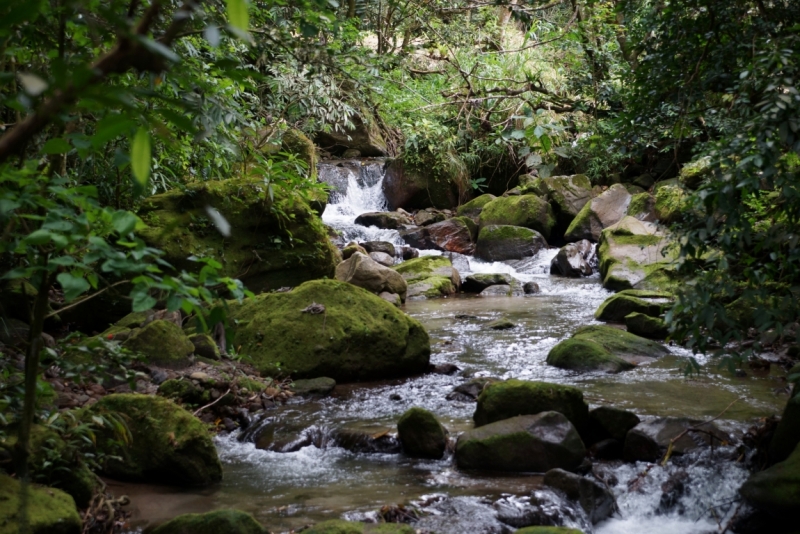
(457, 193, 496, 218)
(291, 377, 336, 396)
(0, 474, 81, 534)
(594, 292, 668, 322)
(84, 394, 222, 486)
(302, 520, 416, 534)
(625, 312, 669, 340)
(151, 510, 266, 534)
(188, 334, 221, 360)
(475, 225, 548, 262)
(479, 194, 556, 239)
(393, 256, 460, 299)
(515, 527, 584, 534)
(473, 379, 589, 431)
(564, 184, 631, 242)
(546, 338, 635, 373)
(740, 441, 800, 517)
(383, 154, 466, 211)
(122, 320, 194, 368)
(654, 185, 686, 224)
(138, 178, 339, 293)
(235, 376, 270, 394)
(315, 108, 388, 157)
(769, 394, 800, 464)
(228, 280, 430, 381)
(397, 407, 448, 459)
(627, 192, 657, 221)
(679, 156, 712, 189)
(536, 174, 594, 231)
(281, 129, 318, 181)
(157, 378, 206, 404)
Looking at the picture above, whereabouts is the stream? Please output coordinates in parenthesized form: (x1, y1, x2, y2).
(121, 159, 788, 533)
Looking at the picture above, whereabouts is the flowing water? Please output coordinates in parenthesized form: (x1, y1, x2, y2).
(123, 160, 789, 533)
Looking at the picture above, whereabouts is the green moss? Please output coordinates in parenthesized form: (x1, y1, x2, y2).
(740, 439, 800, 517)
(84, 394, 222, 486)
(151, 510, 265, 534)
(594, 293, 666, 322)
(473, 379, 588, 430)
(158, 379, 205, 404)
(479, 195, 555, 238)
(138, 178, 339, 292)
(302, 520, 415, 534)
(0, 474, 81, 534)
(393, 256, 451, 280)
(479, 224, 536, 242)
(188, 334, 221, 360)
(416, 276, 456, 298)
(769, 395, 800, 463)
(228, 280, 430, 381)
(627, 192, 654, 217)
(457, 194, 496, 216)
(563, 199, 592, 240)
(625, 312, 669, 340)
(572, 325, 669, 360)
(397, 407, 447, 459)
(546, 338, 635, 373)
(654, 185, 686, 224)
(123, 320, 194, 368)
(679, 156, 712, 189)
(452, 215, 478, 240)
(235, 376, 269, 394)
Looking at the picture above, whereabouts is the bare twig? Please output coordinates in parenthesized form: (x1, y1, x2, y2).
(660, 397, 740, 466)
(45, 280, 130, 319)
(193, 387, 231, 417)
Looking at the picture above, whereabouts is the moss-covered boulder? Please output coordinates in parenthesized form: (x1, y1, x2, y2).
(157, 378, 206, 404)
(315, 109, 388, 157)
(0, 474, 81, 534)
(679, 156, 712, 190)
(382, 155, 467, 210)
(530, 174, 594, 231)
(594, 290, 671, 322)
(547, 325, 669, 373)
(769, 391, 800, 464)
(478, 194, 556, 239)
(188, 333, 221, 360)
(138, 178, 339, 293)
(123, 320, 194, 368)
(228, 280, 430, 380)
(475, 225, 548, 262)
(84, 394, 222, 486)
(654, 185, 687, 224)
(397, 407, 448, 459)
(281, 129, 317, 177)
(473, 379, 589, 431)
(626, 192, 657, 222)
(457, 193, 497, 219)
(462, 273, 517, 293)
(455, 412, 586, 472)
(625, 312, 669, 340)
(597, 216, 677, 291)
(740, 441, 800, 517)
(564, 184, 631, 242)
(151, 510, 265, 534)
(393, 256, 460, 299)
(302, 520, 416, 534)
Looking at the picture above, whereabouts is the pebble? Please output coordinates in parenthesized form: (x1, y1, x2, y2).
(189, 371, 211, 382)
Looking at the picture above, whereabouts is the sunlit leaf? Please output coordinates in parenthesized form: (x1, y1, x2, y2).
(131, 127, 151, 188)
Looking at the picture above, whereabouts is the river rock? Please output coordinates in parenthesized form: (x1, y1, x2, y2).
(414, 209, 447, 226)
(462, 273, 516, 293)
(515, 528, 584, 534)
(457, 193, 497, 219)
(623, 417, 730, 462)
(598, 216, 676, 291)
(447, 377, 500, 402)
(401, 246, 419, 260)
(342, 241, 369, 259)
(361, 241, 396, 257)
(564, 184, 631, 242)
(474, 379, 589, 432)
(188, 333, 220, 360)
(479, 194, 556, 239)
(397, 407, 448, 459)
(475, 225, 548, 262)
(335, 252, 408, 301)
(314, 110, 388, 157)
(291, 377, 336, 397)
(546, 325, 669, 373)
(528, 174, 594, 230)
(303, 520, 415, 534)
(379, 292, 402, 306)
(594, 290, 671, 322)
(768, 389, 800, 464)
(368, 251, 394, 267)
(228, 279, 430, 381)
(625, 312, 669, 340)
(487, 317, 516, 329)
(354, 211, 412, 229)
(85, 394, 223, 485)
(0, 473, 82, 534)
(123, 320, 194, 369)
(587, 406, 641, 444)
(456, 412, 586, 472)
(627, 192, 658, 222)
(740, 441, 800, 517)
(678, 156, 712, 190)
(151, 510, 266, 534)
(424, 217, 477, 255)
(524, 281, 541, 294)
(393, 256, 461, 299)
(382, 155, 463, 210)
(543, 468, 615, 524)
(550, 240, 596, 277)
(480, 284, 523, 297)
(138, 178, 339, 292)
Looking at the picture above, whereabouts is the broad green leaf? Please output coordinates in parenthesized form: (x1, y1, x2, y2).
(131, 127, 151, 188)
(57, 272, 90, 302)
(132, 291, 157, 312)
(111, 211, 138, 235)
(42, 138, 71, 154)
(227, 0, 249, 32)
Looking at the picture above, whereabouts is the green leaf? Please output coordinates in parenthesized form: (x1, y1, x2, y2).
(57, 272, 90, 302)
(227, 0, 249, 32)
(540, 134, 552, 152)
(112, 211, 138, 235)
(132, 292, 157, 312)
(131, 127, 151, 188)
(42, 138, 71, 154)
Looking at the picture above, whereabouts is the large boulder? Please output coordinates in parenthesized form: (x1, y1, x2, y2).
(564, 184, 631, 242)
(586, 406, 641, 444)
(0, 474, 81, 534)
(625, 312, 669, 340)
(457, 194, 497, 219)
(138, 178, 339, 292)
(393, 256, 461, 299)
(549, 240, 595, 277)
(594, 290, 672, 322)
(654, 184, 687, 224)
(151, 510, 266, 534)
(462, 273, 518, 293)
(740, 441, 800, 517)
(425, 217, 477, 255)
(627, 192, 658, 222)
(527, 174, 594, 231)
(597, 216, 677, 291)
(475, 225, 548, 262)
(382, 155, 466, 211)
(478, 195, 556, 239)
(547, 325, 669, 373)
(354, 211, 412, 229)
(361, 241, 396, 257)
(228, 280, 429, 380)
(335, 252, 408, 302)
(678, 156, 712, 190)
(314, 110, 388, 157)
(455, 412, 586, 472)
(623, 417, 729, 462)
(473, 379, 589, 432)
(123, 320, 195, 368)
(397, 407, 448, 459)
(85, 394, 222, 485)
(543, 468, 615, 524)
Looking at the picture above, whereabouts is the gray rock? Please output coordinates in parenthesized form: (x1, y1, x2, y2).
(523, 282, 541, 294)
(462, 273, 516, 293)
(543, 468, 615, 524)
(564, 184, 632, 242)
(369, 251, 395, 267)
(550, 240, 596, 277)
(587, 406, 641, 443)
(475, 225, 548, 262)
(335, 252, 408, 301)
(623, 417, 730, 462)
(354, 211, 412, 229)
(378, 292, 402, 306)
(487, 317, 516, 329)
(291, 377, 336, 396)
(480, 285, 523, 298)
(397, 407, 448, 459)
(361, 241, 396, 257)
